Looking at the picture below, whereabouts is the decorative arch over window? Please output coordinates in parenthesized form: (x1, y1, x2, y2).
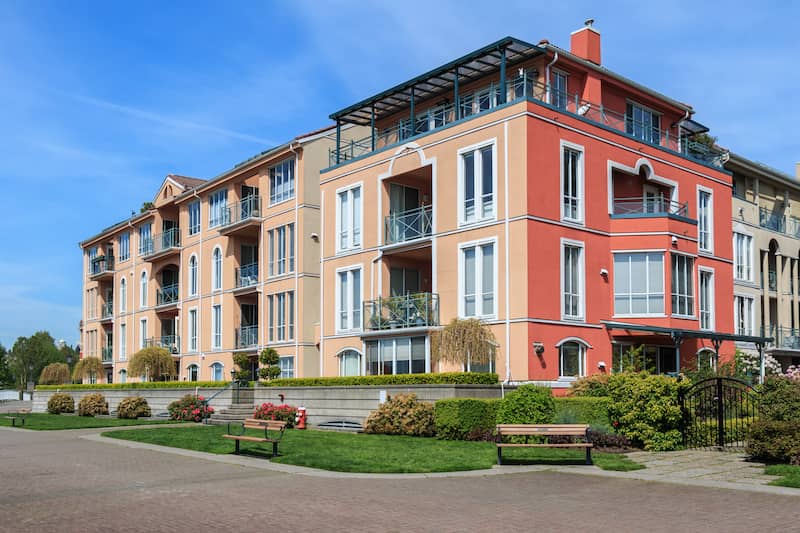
(696, 348, 717, 371)
(212, 247, 222, 290)
(210, 361, 224, 382)
(140, 271, 148, 308)
(120, 278, 127, 312)
(338, 348, 362, 376)
(189, 254, 198, 296)
(187, 363, 199, 382)
(556, 338, 589, 378)
(118, 369, 127, 384)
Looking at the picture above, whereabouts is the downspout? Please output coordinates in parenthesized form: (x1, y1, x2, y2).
(545, 50, 559, 105)
(192, 188, 204, 380)
(289, 142, 300, 375)
(504, 121, 511, 386)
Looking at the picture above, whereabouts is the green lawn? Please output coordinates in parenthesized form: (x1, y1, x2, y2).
(103, 425, 644, 474)
(0, 413, 179, 430)
(765, 464, 800, 488)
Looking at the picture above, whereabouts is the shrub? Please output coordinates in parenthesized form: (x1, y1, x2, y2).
(553, 397, 611, 427)
(569, 374, 611, 397)
(746, 419, 800, 464)
(364, 393, 435, 437)
(77, 392, 109, 416)
(47, 392, 75, 414)
(233, 353, 253, 384)
(434, 398, 501, 440)
(253, 402, 298, 428)
(258, 348, 281, 381)
(605, 372, 684, 451)
(758, 377, 800, 422)
(117, 396, 151, 419)
(36, 380, 230, 390)
(39, 363, 71, 385)
(167, 394, 215, 422)
(496, 384, 555, 425)
(262, 372, 498, 387)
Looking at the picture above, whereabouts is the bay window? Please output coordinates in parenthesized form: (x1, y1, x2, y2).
(613, 252, 664, 315)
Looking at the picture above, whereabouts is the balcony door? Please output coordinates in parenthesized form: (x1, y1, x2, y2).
(389, 184, 420, 242)
(241, 185, 259, 218)
(241, 303, 258, 327)
(390, 267, 420, 297)
(643, 184, 664, 214)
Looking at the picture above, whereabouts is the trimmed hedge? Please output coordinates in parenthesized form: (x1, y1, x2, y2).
(262, 372, 499, 387)
(553, 397, 611, 427)
(36, 380, 231, 391)
(435, 398, 502, 440)
(746, 419, 800, 464)
(496, 384, 555, 425)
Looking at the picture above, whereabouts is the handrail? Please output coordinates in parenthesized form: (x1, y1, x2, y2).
(200, 380, 237, 424)
(364, 292, 439, 330)
(142, 228, 181, 256)
(612, 196, 689, 217)
(236, 262, 259, 288)
(385, 205, 433, 244)
(89, 255, 115, 275)
(236, 325, 259, 348)
(222, 195, 261, 227)
(156, 283, 179, 305)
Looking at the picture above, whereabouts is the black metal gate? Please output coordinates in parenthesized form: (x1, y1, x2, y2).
(679, 377, 757, 451)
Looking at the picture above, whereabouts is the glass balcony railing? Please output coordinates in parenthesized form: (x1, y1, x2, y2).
(102, 347, 113, 362)
(236, 263, 259, 288)
(222, 195, 261, 228)
(101, 302, 113, 319)
(759, 207, 786, 233)
(145, 335, 180, 353)
(156, 284, 179, 306)
(141, 228, 181, 257)
(766, 325, 800, 350)
(761, 270, 778, 292)
(385, 205, 433, 245)
(612, 197, 689, 218)
(236, 325, 259, 348)
(364, 292, 439, 331)
(89, 255, 114, 276)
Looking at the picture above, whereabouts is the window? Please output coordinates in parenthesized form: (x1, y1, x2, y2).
(118, 369, 127, 384)
(697, 349, 717, 371)
(119, 233, 130, 262)
(671, 254, 695, 316)
(212, 305, 221, 349)
(139, 318, 147, 349)
(461, 242, 495, 317)
(734, 295, 754, 336)
(551, 71, 568, 109)
(86, 288, 97, 319)
(559, 341, 586, 378)
(88, 246, 97, 266)
(120, 278, 127, 312)
(613, 252, 664, 315)
(337, 268, 362, 331)
(139, 272, 148, 308)
(336, 186, 361, 251)
(268, 224, 295, 276)
(269, 158, 295, 204)
(733, 233, 753, 281)
(188, 201, 201, 235)
(189, 309, 198, 352)
(612, 344, 676, 375)
(562, 242, 584, 320)
(212, 247, 222, 290)
(699, 269, 714, 330)
(465, 348, 495, 373)
(561, 146, 583, 222)
(279, 356, 295, 379)
(698, 189, 713, 252)
(189, 255, 198, 296)
(268, 291, 295, 342)
(119, 324, 126, 361)
(208, 189, 227, 228)
(188, 364, 199, 382)
(460, 144, 494, 223)
(211, 362, 223, 382)
(339, 350, 362, 376)
(138, 223, 152, 255)
(366, 337, 426, 375)
(626, 102, 661, 144)
(475, 86, 499, 112)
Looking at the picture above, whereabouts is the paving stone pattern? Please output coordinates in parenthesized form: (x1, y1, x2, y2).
(626, 450, 782, 485)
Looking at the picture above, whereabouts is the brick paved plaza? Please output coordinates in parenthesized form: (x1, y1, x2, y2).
(1, 426, 798, 533)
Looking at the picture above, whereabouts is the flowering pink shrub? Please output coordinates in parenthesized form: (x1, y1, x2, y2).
(253, 402, 297, 428)
(167, 394, 214, 422)
(785, 365, 800, 381)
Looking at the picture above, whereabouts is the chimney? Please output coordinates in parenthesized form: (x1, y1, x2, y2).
(570, 19, 601, 65)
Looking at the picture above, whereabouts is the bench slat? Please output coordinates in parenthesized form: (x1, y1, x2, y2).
(497, 443, 593, 448)
(222, 435, 278, 443)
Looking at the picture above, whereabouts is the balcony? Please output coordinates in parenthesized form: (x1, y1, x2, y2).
(236, 325, 259, 349)
(385, 206, 433, 245)
(612, 197, 690, 220)
(759, 207, 786, 233)
(89, 256, 114, 280)
(219, 195, 262, 236)
(766, 325, 800, 351)
(234, 263, 259, 293)
(101, 347, 113, 363)
(156, 284, 179, 310)
(100, 302, 113, 321)
(141, 228, 181, 260)
(364, 292, 439, 331)
(762, 270, 778, 292)
(145, 335, 180, 353)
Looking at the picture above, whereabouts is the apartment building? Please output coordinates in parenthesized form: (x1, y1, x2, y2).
(728, 154, 800, 370)
(80, 127, 351, 383)
(318, 22, 759, 389)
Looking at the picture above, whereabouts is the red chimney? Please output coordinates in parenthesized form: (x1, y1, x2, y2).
(570, 19, 601, 65)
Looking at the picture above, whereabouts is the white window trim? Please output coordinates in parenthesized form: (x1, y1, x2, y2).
(269, 158, 296, 206)
(697, 185, 714, 254)
(457, 139, 498, 226)
(139, 270, 148, 309)
(698, 266, 715, 331)
(612, 251, 666, 318)
(210, 361, 225, 381)
(211, 246, 223, 292)
(555, 338, 588, 380)
(278, 355, 295, 379)
(187, 306, 198, 353)
(187, 364, 200, 382)
(188, 200, 201, 236)
(119, 322, 127, 362)
(208, 188, 228, 228)
(732, 231, 754, 283)
(337, 348, 363, 377)
(211, 304, 222, 350)
(734, 293, 756, 337)
(560, 238, 585, 321)
(189, 253, 198, 296)
(335, 182, 363, 254)
(335, 264, 363, 333)
(560, 140, 585, 224)
(671, 251, 697, 319)
(139, 318, 147, 350)
(458, 237, 499, 319)
(119, 278, 127, 313)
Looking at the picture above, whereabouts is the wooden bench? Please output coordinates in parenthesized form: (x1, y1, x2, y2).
(222, 418, 286, 457)
(496, 424, 593, 465)
(4, 409, 30, 428)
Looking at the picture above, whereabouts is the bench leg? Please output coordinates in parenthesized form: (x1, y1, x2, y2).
(11, 418, 15, 427)
(272, 441, 278, 458)
(234, 439, 240, 455)
(586, 447, 592, 466)
(497, 446, 502, 465)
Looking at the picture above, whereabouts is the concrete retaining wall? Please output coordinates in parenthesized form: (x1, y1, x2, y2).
(32, 387, 233, 414)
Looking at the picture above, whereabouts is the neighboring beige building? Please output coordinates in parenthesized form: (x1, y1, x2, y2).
(727, 153, 800, 369)
(79, 126, 359, 383)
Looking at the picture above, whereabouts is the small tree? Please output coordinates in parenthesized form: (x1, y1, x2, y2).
(232, 353, 252, 384)
(39, 363, 71, 385)
(128, 347, 175, 382)
(72, 357, 104, 383)
(431, 318, 496, 370)
(258, 348, 281, 380)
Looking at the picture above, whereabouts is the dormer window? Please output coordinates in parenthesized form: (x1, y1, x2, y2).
(626, 102, 661, 145)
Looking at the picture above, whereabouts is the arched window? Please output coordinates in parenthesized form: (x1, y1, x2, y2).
(188, 364, 199, 382)
(212, 248, 222, 290)
(211, 362, 224, 382)
(697, 349, 717, 371)
(189, 255, 198, 296)
(118, 369, 127, 384)
(140, 271, 148, 308)
(120, 278, 127, 312)
(339, 349, 362, 376)
(559, 341, 586, 378)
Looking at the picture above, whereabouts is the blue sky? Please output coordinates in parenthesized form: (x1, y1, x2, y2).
(0, 1, 798, 348)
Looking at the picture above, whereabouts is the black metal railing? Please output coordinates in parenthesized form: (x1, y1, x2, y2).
(385, 205, 433, 244)
(145, 335, 180, 353)
(364, 292, 439, 330)
(156, 283, 179, 306)
(89, 255, 114, 276)
(236, 263, 259, 288)
(222, 195, 261, 227)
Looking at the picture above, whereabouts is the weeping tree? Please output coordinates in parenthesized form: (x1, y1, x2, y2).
(128, 347, 175, 382)
(431, 318, 497, 371)
(39, 362, 72, 385)
(72, 357, 104, 384)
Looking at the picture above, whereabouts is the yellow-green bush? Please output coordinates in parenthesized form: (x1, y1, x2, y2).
(77, 392, 109, 417)
(117, 396, 151, 419)
(434, 398, 502, 440)
(364, 393, 435, 437)
(47, 392, 75, 414)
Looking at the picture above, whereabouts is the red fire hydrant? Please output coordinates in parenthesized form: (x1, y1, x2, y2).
(296, 407, 307, 430)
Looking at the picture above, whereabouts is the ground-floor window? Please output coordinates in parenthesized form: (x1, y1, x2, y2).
(118, 369, 127, 384)
(188, 364, 199, 382)
(697, 349, 717, 371)
(211, 362, 224, 382)
(366, 336, 427, 375)
(339, 350, 362, 376)
(612, 344, 678, 375)
(559, 341, 586, 378)
(279, 356, 295, 379)
(465, 349, 495, 373)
